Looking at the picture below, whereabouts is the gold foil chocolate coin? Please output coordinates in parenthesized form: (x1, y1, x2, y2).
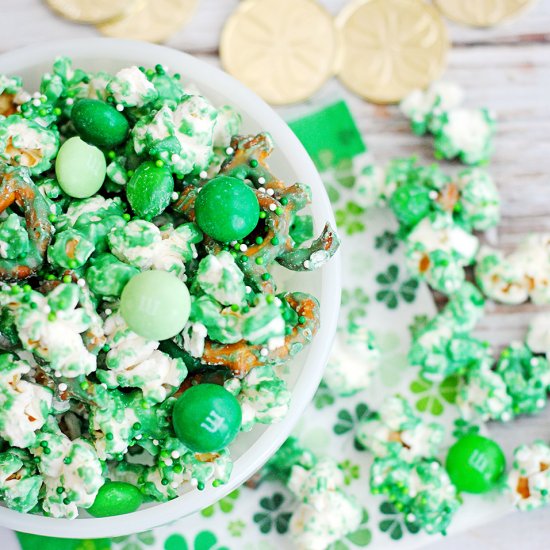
(46, 0, 133, 24)
(220, 0, 339, 105)
(435, 0, 532, 27)
(98, 0, 198, 43)
(336, 0, 449, 104)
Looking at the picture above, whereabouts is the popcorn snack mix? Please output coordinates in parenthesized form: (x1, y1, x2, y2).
(0, 58, 339, 519)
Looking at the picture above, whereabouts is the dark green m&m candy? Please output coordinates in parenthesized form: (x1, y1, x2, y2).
(87, 481, 143, 517)
(126, 161, 174, 219)
(195, 176, 260, 242)
(71, 99, 129, 149)
(445, 434, 506, 493)
(173, 384, 242, 453)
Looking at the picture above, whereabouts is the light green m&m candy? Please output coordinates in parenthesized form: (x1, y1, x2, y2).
(126, 161, 174, 219)
(120, 270, 190, 340)
(55, 136, 106, 198)
(87, 481, 143, 518)
(71, 99, 130, 149)
(445, 434, 506, 493)
(195, 176, 260, 242)
(173, 384, 242, 453)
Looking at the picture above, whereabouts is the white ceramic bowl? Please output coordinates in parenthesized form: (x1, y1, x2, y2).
(0, 38, 340, 538)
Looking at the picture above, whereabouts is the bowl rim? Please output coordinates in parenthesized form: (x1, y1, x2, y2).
(0, 37, 341, 538)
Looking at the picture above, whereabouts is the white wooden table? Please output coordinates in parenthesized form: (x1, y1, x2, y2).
(3, 0, 550, 547)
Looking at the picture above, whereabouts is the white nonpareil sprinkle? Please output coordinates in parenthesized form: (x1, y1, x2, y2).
(171, 451, 180, 459)
(258, 187, 266, 193)
(245, 286, 252, 293)
(164, 459, 173, 467)
(200, 170, 208, 179)
(226, 147, 234, 155)
(190, 478, 198, 487)
(258, 177, 266, 184)
(269, 204, 277, 211)
(267, 188, 275, 196)
(32, 99, 41, 107)
(153, 439, 159, 446)
(66, 98, 74, 105)
(303, 260, 311, 269)
(171, 482, 179, 489)
(43, 305, 51, 314)
(116, 104, 124, 112)
(240, 244, 248, 252)
(58, 383, 68, 392)
(135, 434, 142, 440)
(429, 190, 438, 199)
(171, 192, 179, 201)
(260, 348, 268, 357)
(104, 308, 112, 315)
(77, 279, 86, 287)
(54, 371, 61, 378)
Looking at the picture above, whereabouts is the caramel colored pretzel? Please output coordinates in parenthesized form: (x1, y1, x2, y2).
(174, 134, 339, 292)
(0, 166, 53, 280)
(200, 292, 320, 378)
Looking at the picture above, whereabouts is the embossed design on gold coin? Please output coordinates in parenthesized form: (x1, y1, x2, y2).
(98, 0, 197, 43)
(435, 0, 532, 27)
(336, 0, 449, 104)
(46, 0, 134, 24)
(220, 0, 338, 105)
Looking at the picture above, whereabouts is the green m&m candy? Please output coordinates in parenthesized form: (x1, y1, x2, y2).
(126, 161, 174, 219)
(445, 434, 506, 493)
(195, 176, 260, 242)
(389, 183, 432, 227)
(55, 136, 106, 198)
(87, 481, 143, 518)
(71, 99, 130, 149)
(173, 384, 242, 453)
(120, 270, 190, 340)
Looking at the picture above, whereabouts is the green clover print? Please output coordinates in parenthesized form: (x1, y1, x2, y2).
(335, 201, 366, 235)
(201, 489, 240, 517)
(375, 265, 419, 309)
(341, 287, 370, 326)
(378, 501, 420, 541)
(328, 509, 372, 549)
(408, 314, 430, 340)
(338, 459, 360, 486)
(227, 520, 246, 538)
(333, 403, 374, 450)
(163, 531, 229, 550)
(253, 493, 293, 535)
(409, 375, 459, 416)
(313, 380, 336, 410)
(374, 230, 399, 255)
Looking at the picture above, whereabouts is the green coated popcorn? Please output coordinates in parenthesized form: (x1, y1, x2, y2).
(47, 228, 95, 269)
(370, 456, 460, 535)
(405, 212, 478, 294)
(108, 219, 201, 278)
(98, 312, 187, 403)
(508, 441, 550, 511)
(31, 420, 103, 519)
(107, 66, 158, 108)
(455, 168, 500, 231)
(132, 95, 218, 176)
(457, 365, 513, 423)
(400, 82, 464, 136)
(0, 213, 30, 260)
(197, 251, 247, 306)
(225, 365, 290, 431)
(323, 323, 380, 396)
(0, 74, 24, 97)
(287, 458, 363, 550)
(409, 285, 491, 381)
(3, 284, 100, 378)
(242, 295, 285, 347)
(188, 295, 243, 344)
(496, 343, 550, 416)
(0, 353, 53, 447)
(0, 448, 42, 513)
(432, 108, 496, 165)
(0, 115, 59, 175)
(85, 253, 139, 299)
(356, 396, 444, 461)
